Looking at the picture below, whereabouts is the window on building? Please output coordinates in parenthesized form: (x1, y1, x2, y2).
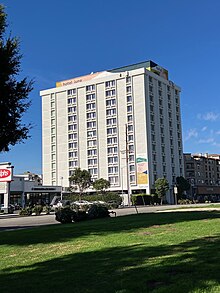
(86, 94, 95, 101)
(106, 99, 116, 106)
(87, 130, 97, 138)
(87, 121, 96, 128)
(127, 115, 133, 122)
(107, 137, 117, 144)
(129, 165, 135, 172)
(105, 80, 115, 87)
(88, 158, 97, 165)
(106, 108, 116, 116)
(108, 166, 118, 173)
(88, 168, 98, 175)
(51, 119, 55, 127)
(69, 161, 78, 167)
(108, 176, 119, 184)
(129, 154, 134, 161)
(107, 118, 117, 125)
(87, 112, 96, 119)
(86, 103, 96, 110)
(127, 95, 132, 103)
(87, 140, 97, 147)
(107, 147, 118, 154)
(127, 105, 132, 112)
(69, 142, 77, 149)
(128, 125, 133, 132)
(108, 156, 118, 163)
(128, 135, 133, 141)
(68, 89, 76, 95)
(106, 89, 116, 97)
(88, 149, 97, 156)
(107, 127, 117, 135)
(86, 85, 95, 91)
(68, 97, 76, 104)
(129, 144, 134, 152)
(126, 76, 131, 83)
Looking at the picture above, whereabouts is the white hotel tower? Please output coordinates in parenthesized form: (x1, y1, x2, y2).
(40, 61, 184, 203)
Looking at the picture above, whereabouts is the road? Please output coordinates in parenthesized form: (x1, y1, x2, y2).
(0, 204, 220, 231)
(0, 213, 58, 231)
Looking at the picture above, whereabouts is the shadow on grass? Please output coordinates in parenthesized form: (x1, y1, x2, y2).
(1, 235, 220, 293)
(0, 211, 219, 246)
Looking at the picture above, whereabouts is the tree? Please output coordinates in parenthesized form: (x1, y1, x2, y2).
(93, 178, 110, 197)
(0, 5, 33, 152)
(176, 176, 191, 198)
(154, 178, 169, 205)
(69, 168, 92, 201)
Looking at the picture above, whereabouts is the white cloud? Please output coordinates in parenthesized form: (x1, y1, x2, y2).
(184, 129, 198, 141)
(201, 126, 207, 132)
(198, 138, 214, 144)
(216, 131, 220, 135)
(212, 142, 220, 147)
(197, 112, 219, 121)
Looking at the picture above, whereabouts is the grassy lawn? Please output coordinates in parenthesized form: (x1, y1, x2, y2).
(0, 211, 220, 293)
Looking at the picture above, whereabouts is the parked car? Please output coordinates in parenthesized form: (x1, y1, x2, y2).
(52, 200, 71, 209)
(73, 200, 93, 206)
(1, 204, 15, 213)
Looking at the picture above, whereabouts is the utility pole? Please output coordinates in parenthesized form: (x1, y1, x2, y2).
(60, 176, 63, 201)
(125, 124, 131, 206)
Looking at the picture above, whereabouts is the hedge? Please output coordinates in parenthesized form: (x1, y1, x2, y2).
(131, 194, 160, 205)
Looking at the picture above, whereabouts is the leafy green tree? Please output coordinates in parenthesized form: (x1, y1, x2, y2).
(69, 168, 92, 201)
(176, 176, 191, 198)
(0, 5, 33, 152)
(93, 178, 110, 197)
(93, 178, 110, 193)
(154, 178, 169, 205)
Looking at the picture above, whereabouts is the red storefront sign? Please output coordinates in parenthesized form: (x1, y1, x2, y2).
(0, 168, 12, 182)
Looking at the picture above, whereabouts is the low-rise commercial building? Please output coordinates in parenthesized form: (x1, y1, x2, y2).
(184, 153, 220, 200)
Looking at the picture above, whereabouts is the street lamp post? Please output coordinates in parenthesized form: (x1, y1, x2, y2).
(174, 185, 178, 205)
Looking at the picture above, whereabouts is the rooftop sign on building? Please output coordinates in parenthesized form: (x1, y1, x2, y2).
(56, 72, 103, 87)
(0, 163, 13, 182)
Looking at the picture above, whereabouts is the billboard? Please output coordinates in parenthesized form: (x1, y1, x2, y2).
(0, 164, 13, 182)
(146, 64, 168, 80)
(136, 156, 148, 186)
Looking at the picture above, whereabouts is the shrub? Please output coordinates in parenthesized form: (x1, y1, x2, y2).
(72, 210, 87, 222)
(178, 199, 193, 205)
(131, 194, 157, 205)
(55, 204, 112, 224)
(19, 207, 32, 216)
(87, 204, 110, 219)
(32, 205, 43, 216)
(55, 207, 76, 224)
(43, 205, 51, 214)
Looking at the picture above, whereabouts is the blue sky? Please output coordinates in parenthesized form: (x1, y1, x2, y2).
(1, 0, 220, 174)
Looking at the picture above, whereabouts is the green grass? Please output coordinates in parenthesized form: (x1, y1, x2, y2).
(166, 203, 220, 210)
(0, 211, 220, 293)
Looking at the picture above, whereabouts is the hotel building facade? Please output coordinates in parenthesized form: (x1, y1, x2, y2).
(40, 61, 184, 203)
